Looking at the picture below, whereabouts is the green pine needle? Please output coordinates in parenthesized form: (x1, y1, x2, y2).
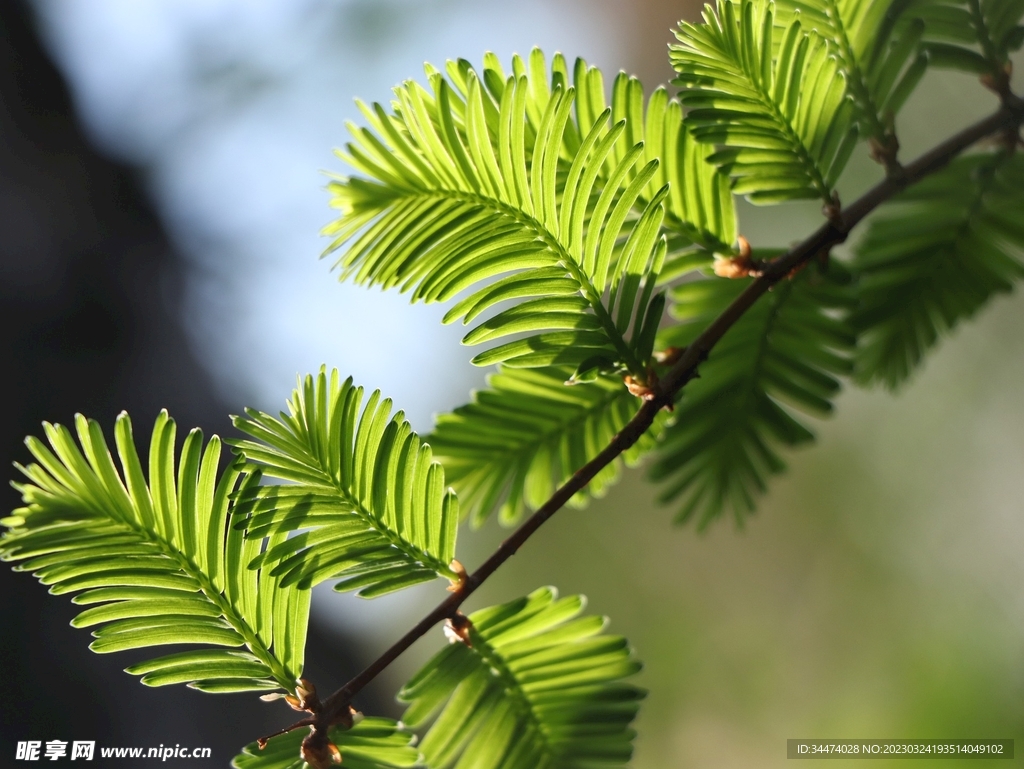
(652, 262, 856, 527)
(671, 0, 860, 204)
(911, 0, 1024, 77)
(398, 587, 644, 769)
(428, 366, 668, 527)
(1, 412, 308, 693)
(322, 49, 739, 376)
(231, 367, 460, 596)
(775, 0, 928, 138)
(853, 152, 1024, 388)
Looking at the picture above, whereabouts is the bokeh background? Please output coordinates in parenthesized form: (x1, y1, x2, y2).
(1, 0, 1022, 766)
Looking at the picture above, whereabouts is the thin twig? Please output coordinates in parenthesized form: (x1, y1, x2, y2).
(292, 93, 1024, 737)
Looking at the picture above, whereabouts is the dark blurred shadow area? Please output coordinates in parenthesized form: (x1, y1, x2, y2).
(0, 0, 370, 762)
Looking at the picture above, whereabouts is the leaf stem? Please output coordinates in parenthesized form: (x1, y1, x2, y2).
(403, 188, 646, 376)
(824, 0, 889, 147)
(967, 0, 1002, 73)
(332, 479, 458, 582)
(291, 92, 1024, 736)
(748, 53, 834, 204)
(100, 514, 295, 691)
(172, 549, 295, 691)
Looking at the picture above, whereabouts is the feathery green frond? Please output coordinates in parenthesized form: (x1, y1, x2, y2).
(442, 50, 739, 278)
(324, 56, 672, 376)
(620, 80, 738, 254)
(399, 587, 644, 769)
(909, 0, 1024, 76)
(480, 50, 738, 253)
(775, 0, 928, 137)
(232, 717, 421, 769)
(852, 152, 1024, 388)
(651, 263, 855, 527)
(428, 366, 667, 527)
(671, 0, 860, 204)
(1, 412, 309, 693)
(592, 67, 739, 276)
(231, 368, 459, 597)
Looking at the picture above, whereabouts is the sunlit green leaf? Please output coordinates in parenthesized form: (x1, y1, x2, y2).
(231, 367, 460, 596)
(852, 152, 1024, 388)
(399, 587, 643, 769)
(2, 413, 309, 693)
(775, 0, 928, 141)
(429, 366, 668, 527)
(652, 262, 855, 526)
(910, 0, 1024, 76)
(671, 0, 860, 204)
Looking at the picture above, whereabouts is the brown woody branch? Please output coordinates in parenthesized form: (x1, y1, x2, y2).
(277, 92, 1024, 753)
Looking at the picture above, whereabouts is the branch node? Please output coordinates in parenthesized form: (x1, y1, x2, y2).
(624, 374, 657, 400)
(444, 611, 474, 647)
(298, 705, 360, 769)
(446, 559, 468, 593)
(981, 61, 1013, 101)
(869, 132, 904, 179)
(284, 678, 321, 714)
(712, 235, 761, 278)
(331, 705, 359, 730)
(296, 678, 319, 711)
(822, 192, 842, 225)
(301, 726, 339, 769)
